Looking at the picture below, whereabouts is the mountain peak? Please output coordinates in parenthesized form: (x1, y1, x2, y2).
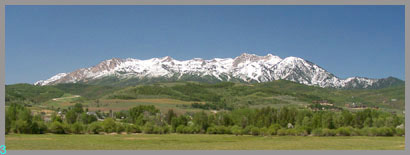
(34, 53, 398, 89)
(161, 56, 174, 62)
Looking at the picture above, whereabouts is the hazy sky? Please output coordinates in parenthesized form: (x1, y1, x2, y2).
(5, 5, 405, 84)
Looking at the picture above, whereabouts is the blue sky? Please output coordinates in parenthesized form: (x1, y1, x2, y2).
(5, 5, 404, 84)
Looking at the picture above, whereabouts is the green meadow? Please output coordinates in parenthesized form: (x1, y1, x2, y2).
(6, 134, 405, 150)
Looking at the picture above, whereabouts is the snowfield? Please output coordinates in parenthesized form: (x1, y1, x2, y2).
(34, 53, 378, 88)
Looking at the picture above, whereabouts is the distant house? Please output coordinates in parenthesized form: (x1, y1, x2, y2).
(86, 111, 97, 116)
(391, 99, 397, 102)
(287, 123, 294, 129)
(313, 100, 334, 106)
(346, 102, 368, 109)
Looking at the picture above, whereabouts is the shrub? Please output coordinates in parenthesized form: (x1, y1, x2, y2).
(277, 129, 288, 136)
(31, 121, 48, 134)
(71, 122, 84, 134)
(336, 127, 352, 136)
(231, 125, 242, 136)
(153, 126, 164, 134)
(183, 126, 193, 134)
(396, 128, 405, 136)
(287, 129, 296, 136)
(267, 127, 277, 136)
(177, 125, 185, 134)
(351, 128, 361, 136)
(49, 121, 65, 134)
(14, 120, 30, 134)
(125, 124, 141, 133)
(62, 122, 72, 134)
(321, 128, 336, 136)
(311, 128, 323, 136)
(191, 125, 201, 134)
(295, 128, 308, 136)
(163, 125, 171, 134)
(116, 123, 125, 134)
(251, 126, 260, 136)
(268, 124, 281, 136)
(37, 121, 48, 134)
(88, 122, 103, 134)
(376, 127, 394, 136)
(102, 118, 117, 133)
(143, 122, 155, 134)
(242, 126, 253, 135)
(214, 126, 228, 134)
(260, 127, 268, 136)
(370, 127, 379, 136)
(359, 127, 371, 136)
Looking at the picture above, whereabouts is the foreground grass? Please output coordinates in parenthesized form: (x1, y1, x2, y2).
(6, 134, 405, 150)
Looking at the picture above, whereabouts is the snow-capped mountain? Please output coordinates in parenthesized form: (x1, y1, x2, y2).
(34, 53, 400, 88)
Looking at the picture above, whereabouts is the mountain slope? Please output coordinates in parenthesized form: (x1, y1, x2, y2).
(34, 53, 403, 89)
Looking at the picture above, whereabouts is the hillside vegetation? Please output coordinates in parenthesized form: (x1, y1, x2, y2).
(6, 80, 405, 111)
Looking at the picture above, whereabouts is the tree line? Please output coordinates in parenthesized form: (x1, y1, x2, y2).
(5, 103, 405, 136)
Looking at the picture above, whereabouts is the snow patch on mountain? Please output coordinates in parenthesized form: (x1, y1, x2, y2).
(34, 53, 380, 88)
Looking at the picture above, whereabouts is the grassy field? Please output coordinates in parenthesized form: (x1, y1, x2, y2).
(88, 98, 205, 114)
(36, 93, 205, 114)
(6, 134, 405, 150)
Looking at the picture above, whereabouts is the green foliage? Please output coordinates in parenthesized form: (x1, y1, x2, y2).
(88, 122, 103, 134)
(49, 121, 66, 134)
(65, 110, 78, 124)
(102, 118, 117, 133)
(336, 127, 353, 136)
(54, 83, 120, 99)
(251, 126, 260, 136)
(129, 105, 160, 125)
(6, 84, 64, 104)
(116, 123, 125, 133)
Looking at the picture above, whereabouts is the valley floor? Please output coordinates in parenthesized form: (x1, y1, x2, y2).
(5, 134, 405, 150)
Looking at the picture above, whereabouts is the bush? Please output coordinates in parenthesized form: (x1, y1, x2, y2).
(295, 128, 308, 136)
(88, 122, 103, 134)
(116, 123, 125, 134)
(375, 127, 394, 136)
(396, 128, 405, 136)
(153, 125, 164, 134)
(177, 125, 185, 134)
(37, 121, 48, 134)
(336, 127, 352, 136)
(143, 122, 155, 134)
(191, 125, 201, 134)
(311, 128, 323, 136)
(277, 129, 287, 136)
(231, 125, 242, 136)
(267, 127, 277, 136)
(62, 122, 72, 134)
(31, 121, 47, 134)
(351, 128, 361, 136)
(182, 126, 193, 134)
(251, 127, 260, 136)
(125, 124, 141, 133)
(49, 121, 65, 134)
(14, 120, 31, 134)
(163, 125, 171, 134)
(359, 127, 371, 136)
(321, 129, 336, 136)
(268, 124, 281, 135)
(71, 122, 84, 134)
(102, 118, 117, 133)
(242, 126, 253, 135)
(215, 126, 229, 134)
(260, 127, 268, 136)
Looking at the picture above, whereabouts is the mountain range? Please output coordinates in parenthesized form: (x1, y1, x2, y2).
(34, 53, 404, 89)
